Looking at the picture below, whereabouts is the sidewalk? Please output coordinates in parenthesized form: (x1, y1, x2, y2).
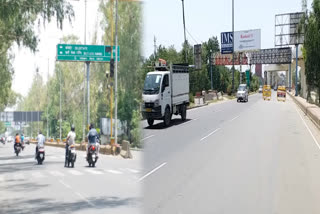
(287, 91, 320, 129)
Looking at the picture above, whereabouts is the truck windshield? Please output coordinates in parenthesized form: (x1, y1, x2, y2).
(238, 86, 246, 91)
(143, 74, 162, 95)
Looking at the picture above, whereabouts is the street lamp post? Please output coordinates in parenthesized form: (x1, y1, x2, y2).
(115, 0, 119, 144)
(181, 0, 187, 63)
(232, 0, 235, 93)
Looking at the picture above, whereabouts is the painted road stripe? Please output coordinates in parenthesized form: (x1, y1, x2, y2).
(107, 170, 123, 175)
(138, 162, 167, 182)
(181, 118, 198, 126)
(75, 192, 95, 207)
(49, 171, 65, 177)
(230, 115, 240, 122)
(68, 170, 83, 176)
(59, 180, 72, 189)
(85, 169, 104, 175)
(141, 135, 155, 141)
(200, 128, 221, 142)
(295, 106, 320, 151)
(126, 168, 140, 174)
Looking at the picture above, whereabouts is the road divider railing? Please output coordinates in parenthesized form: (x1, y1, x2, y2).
(288, 92, 320, 129)
(29, 140, 133, 159)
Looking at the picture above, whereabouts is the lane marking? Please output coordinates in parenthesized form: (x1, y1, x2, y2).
(68, 170, 83, 176)
(230, 115, 240, 122)
(141, 135, 155, 141)
(85, 169, 104, 175)
(107, 170, 123, 174)
(49, 171, 65, 177)
(181, 118, 198, 126)
(126, 168, 140, 174)
(75, 192, 95, 207)
(59, 179, 71, 189)
(138, 162, 167, 182)
(200, 128, 221, 142)
(295, 106, 320, 151)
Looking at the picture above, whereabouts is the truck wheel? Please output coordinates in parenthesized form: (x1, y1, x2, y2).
(147, 118, 154, 126)
(181, 105, 187, 121)
(164, 107, 171, 127)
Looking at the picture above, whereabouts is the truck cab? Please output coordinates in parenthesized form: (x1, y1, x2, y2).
(142, 60, 189, 127)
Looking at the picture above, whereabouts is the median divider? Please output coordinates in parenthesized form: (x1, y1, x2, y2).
(287, 92, 320, 129)
(29, 140, 133, 158)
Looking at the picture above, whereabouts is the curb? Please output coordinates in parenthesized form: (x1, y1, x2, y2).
(287, 92, 320, 130)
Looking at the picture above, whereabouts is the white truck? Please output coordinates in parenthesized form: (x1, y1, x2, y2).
(142, 61, 189, 127)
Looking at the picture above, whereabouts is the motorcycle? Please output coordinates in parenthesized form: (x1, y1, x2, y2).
(65, 144, 77, 168)
(36, 146, 45, 164)
(87, 143, 99, 167)
(14, 143, 22, 156)
(0, 137, 5, 145)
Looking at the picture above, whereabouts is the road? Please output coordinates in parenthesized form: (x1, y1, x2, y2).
(0, 142, 142, 214)
(142, 92, 320, 214)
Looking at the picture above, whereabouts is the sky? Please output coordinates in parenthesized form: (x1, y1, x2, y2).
(11, 0, 311, 100)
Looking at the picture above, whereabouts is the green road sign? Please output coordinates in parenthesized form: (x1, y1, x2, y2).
(56, 44, 120, 62)
(4, 122, 11, 127)
(246, 69, 251, 87)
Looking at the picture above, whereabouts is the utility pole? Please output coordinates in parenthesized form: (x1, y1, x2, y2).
(47, 58, 49, 139)
(181, 0, 187, 63)
(83, 0, 87, 141)
(210, 50, 213, 89)
(59, 67, 62, 141)
(154, 36, 157, 58)
(115, 0, 119, 144)
(232, 0, 235, 93)
(295, 44, 298, 96)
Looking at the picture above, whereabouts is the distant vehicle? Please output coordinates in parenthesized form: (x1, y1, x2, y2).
(274, 86, 277, 91)
(7, 136, 13, 143)
(237, 84, 248, 102)
(24, 136, 30, 145)
(142, 59, 190, 127)
(258, 86, 263, 93)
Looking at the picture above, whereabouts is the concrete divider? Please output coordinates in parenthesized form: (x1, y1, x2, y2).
(30, 140, 131, 158)
(287, 92, 320, 129)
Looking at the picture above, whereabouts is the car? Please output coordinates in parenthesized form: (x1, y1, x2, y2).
(258, 86, 263, 93)
(237, 84, 248, 102)
(7, 136, 13, 143)
(274, 86, 277, 91)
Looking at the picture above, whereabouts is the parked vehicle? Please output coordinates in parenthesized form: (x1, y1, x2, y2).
(263, 85, 272, 101)
(277, 86, 286, 102)
(237, 84, 249, 102)
(258, 86, 263, 93)
(66, 145, 77, 168)
(36, 146, 45, 164)
(142, 59, 190, 127)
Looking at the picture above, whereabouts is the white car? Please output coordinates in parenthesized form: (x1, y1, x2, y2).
(7, 136, 13, 143)
(258, 86, 263, 93)
(237, 84, 249, 102)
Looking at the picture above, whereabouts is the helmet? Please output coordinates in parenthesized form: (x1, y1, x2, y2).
(71, 124, 75, 132)
(39, 130, 42, 135)
(89, 123, 94, 129)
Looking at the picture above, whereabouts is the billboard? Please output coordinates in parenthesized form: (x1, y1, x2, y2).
(221, 32, 233, 54)
(213, 52, 248, 65)
(234, 29, 261, 52)
(221, 29, 261, 54)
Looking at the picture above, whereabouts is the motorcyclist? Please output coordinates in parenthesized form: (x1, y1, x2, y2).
(14, 133, 22, 153)
(35, 130, 45, 159)
(86, 123, 100, 160)
(65, 125, 76, 167)
(20, 133, 25, 150)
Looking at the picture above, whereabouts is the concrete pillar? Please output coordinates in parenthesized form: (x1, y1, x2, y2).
(285, 70, 289, 88)
(300, 61, 307, 99)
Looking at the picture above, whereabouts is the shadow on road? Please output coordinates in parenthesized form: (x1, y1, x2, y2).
(0, 154, 35, 161)
(0, 161, 64, 174)
(0, 196, 141, 214)
(144, 118, 193, 130)
(1, 181, 49, 192)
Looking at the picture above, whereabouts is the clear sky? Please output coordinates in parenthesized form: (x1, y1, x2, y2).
(143, 0, 311, 56)
(11, 0, 311, 100)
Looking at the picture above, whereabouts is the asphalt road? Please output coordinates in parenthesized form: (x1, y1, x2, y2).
(0, 142, 142, 214)
(142, 92, 320, 214)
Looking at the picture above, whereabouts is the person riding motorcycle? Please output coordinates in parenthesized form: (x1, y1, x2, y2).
(20, 133, 25, 150)
(14, 133, 23, 152)
(65, 125, 76, 167)
(35, 130, 45, 159)
(86, 123, 100, 160)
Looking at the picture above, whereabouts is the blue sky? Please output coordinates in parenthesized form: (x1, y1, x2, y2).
(143, 0, 311, 57)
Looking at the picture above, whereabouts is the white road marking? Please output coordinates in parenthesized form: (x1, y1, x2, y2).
(181, 118, 198, 126)
(75, 192, 95, 207)
(230, 115, 240, 122)
(68, 170, 83, 176)
(200, 128, 221, 142)
(85, 169, 104, 175)
(138, 162, 167, 182)
(59, 179, 72, 189)
(49, 171, 65, 177)
(13, 173, 25, 180)
(32, 172, 46, 178)
(295, 106, 320, 151)
(107, 170, 123, 174)
(141, 135, 155, 141)
(126, 168, 140, 174)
